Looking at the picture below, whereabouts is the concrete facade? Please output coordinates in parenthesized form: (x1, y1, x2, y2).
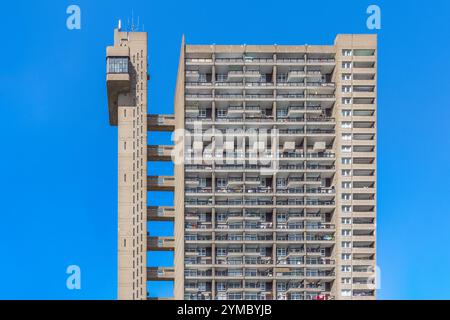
(107, 28, 148, 300)
(107, 30, 377, 300)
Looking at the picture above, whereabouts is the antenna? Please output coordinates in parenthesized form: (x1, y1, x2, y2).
(125, 10, 142, 32)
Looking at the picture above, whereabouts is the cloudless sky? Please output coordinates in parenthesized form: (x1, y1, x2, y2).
(1, 0, 450, 300)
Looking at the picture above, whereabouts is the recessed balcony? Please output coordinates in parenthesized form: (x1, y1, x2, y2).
(287, 70, 306, 81)
(147, 176, 175, 191)
(147, 114, 175, 131)
(147, 145, 173, 161)
(147, 267, 175, 281)
(185, 70, 200, 81)
(147, 206, 175, 221)
(147, 236, 175, 251)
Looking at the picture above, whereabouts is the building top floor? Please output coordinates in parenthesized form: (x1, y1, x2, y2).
(185, 34, 377, 55)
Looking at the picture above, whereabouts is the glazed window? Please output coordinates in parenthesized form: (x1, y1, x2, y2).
(107, 57, 129, 73)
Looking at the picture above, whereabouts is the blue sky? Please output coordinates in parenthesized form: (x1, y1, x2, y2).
(0, 0, 450, 300)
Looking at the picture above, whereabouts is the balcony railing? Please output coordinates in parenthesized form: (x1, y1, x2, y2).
(186, 81, 213, 86)
(279, 151, 335, 158)
(186, 58, 213, 63)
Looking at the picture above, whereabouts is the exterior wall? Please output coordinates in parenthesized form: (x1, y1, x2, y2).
(112, 30, 148, 300)
(334, 34, 377, 300)
(179, 34, 377, 300)
(108, 31, 376, 301)
(173, 36, 186, 300)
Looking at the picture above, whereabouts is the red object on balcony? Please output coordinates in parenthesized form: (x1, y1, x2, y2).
(315, 294, 327, 300)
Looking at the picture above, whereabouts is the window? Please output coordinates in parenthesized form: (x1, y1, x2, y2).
(217, 109, 227, 118)
(199, 178, 207, 187)
(341, 121, 352, 129)
(342, 98, 352, 105)
(342, 194, 352, 201)
(260, 178, 267, 188)
(260, 282, 266, 291)
(343, 49, 353, 56)
(217, 282, 226, 291)
(342, 182, 352, 189)
(342, 86, 352, 93)
(277, 74, 287, 82)
(277, 282, 287, 292)
(198, 248, 207, 256)
(217, 178, 227, 187)
(342, 254, 351, 261)
(291, 293, 302, 300)
(217, 248, 227, 256)
(342, 230, 351, 237)
(341, 289, 352, 297)
(277, 178, 287, 188)
(342, 218, 352, 224)
(216, 73, 227, 82)
(354, 49, 375, 56)
(277, 109, 288, 118)
(341, 265, 351, 272)
(341, 277, 351, 284)
(342, 205, 352, 212)
(342, 158, 352, 165)
(198, 282, 207, 291)
(277, 247, 287, 257)
(342, 146, 352, 153)
(198, 74, 207, 83)
(342, 133, 352, 141)
(228, 293, 242, 300)
(342, 110, 352, 117)
(342, 74, 352, 81)
(107, 57, 129, 73)
(260, 74, 267, 83)
(245, 293, 258, 300)
(198, 108, 207, 118)
(342, 169, 352, 176)
(342, 62, 352, 68)
(342, 242, 351, 248)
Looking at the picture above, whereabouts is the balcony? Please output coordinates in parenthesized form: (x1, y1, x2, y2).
(148, 145, 173, 161)
(287, 70, 306, 81)
(276, 199, 335, 207)
(227, 70, 261, 80)
(185, 70, 200, 81)
(186, 58, 213, 64)
(186, 222, 213, 231)
(147, 114, 175, 131)
(184, 293, 212, 300)
(186, 187, 213, 194)
(106, 47, 131, 126)
(147, 267, 175, 281)
(278, 151, 335, 159)
(147, 236, 175, 251)
(228, 106, 244, 114)
(185, 269, 213, 279)
(147, 206, 175, 221)
(147, 176, 175, 191)
(307, 58, 335, 64)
